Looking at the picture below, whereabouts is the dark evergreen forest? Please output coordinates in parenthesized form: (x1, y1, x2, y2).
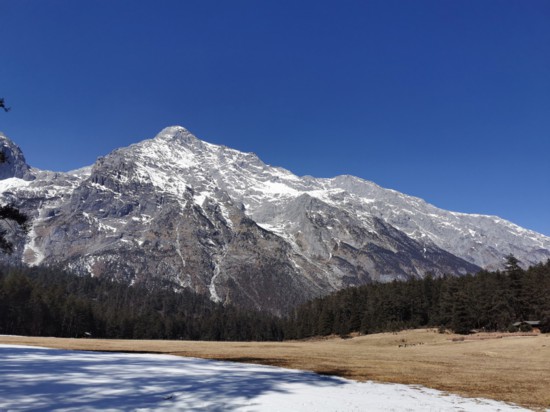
(285, 257, 550, 338)
(1, 257, 549, 341)
(0, 265, 283, 341)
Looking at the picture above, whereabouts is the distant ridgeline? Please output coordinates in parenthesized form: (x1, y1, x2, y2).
(1, 258, 549, 340)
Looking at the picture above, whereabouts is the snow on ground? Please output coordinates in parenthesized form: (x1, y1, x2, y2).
(0, 344, 529, 411)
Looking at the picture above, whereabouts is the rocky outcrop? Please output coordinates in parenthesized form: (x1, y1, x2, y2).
(0, 133, 35, 181)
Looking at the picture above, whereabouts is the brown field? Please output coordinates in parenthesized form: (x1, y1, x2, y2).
(1, 329, 549, 410)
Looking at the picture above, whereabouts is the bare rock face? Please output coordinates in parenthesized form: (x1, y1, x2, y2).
(1, 127, 549, 313)
(0, 133, 35, 181)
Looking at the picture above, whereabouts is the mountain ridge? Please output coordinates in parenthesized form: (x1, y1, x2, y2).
(1, 126, 548, 313)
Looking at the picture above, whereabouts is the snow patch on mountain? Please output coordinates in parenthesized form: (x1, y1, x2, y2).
(58, 126, 550, 270)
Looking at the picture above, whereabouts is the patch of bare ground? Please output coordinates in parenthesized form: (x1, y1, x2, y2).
(1, 329, 549, 410)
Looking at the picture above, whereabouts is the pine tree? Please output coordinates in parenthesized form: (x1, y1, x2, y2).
(505, 255, 526, 320)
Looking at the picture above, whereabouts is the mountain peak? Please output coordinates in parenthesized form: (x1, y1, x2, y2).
(154, 126, 196, 143)
(0, 132, 35, 181)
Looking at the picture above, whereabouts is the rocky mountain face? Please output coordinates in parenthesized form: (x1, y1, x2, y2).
(1, 127, 549, 314)
(0, 133, 35, 181)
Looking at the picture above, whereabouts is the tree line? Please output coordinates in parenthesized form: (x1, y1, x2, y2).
(0, 265, 283, 341)
(1, 257, 549, 341)
(284, 257, 550, 338)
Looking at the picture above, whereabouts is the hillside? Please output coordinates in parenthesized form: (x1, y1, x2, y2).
(1, 127, 549, 313)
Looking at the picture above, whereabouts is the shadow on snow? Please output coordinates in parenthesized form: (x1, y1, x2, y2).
(0, 345, 344, 411)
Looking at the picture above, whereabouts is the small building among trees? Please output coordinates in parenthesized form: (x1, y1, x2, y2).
(512, 321, 541, 333)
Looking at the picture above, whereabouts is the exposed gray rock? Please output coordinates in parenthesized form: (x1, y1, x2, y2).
(0, 133, 35, 181)
(1, 126, 548, 313)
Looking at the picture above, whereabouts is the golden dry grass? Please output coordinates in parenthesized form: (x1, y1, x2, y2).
(1, 329, 549, 410)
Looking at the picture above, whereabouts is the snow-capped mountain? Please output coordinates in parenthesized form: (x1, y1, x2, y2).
(1, 127, 549, 313)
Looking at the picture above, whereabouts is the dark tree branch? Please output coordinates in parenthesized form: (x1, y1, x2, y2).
(0, 98, 11, 112)
(0, 205, 29, 231)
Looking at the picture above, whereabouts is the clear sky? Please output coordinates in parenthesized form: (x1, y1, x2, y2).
(1, 0, 549, 236)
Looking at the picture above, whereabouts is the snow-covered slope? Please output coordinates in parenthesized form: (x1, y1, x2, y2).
(123, 127, 549, 269)
(1, 127, 549, 312)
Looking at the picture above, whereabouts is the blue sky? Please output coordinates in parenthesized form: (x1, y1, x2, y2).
(1, 0, 549, 236)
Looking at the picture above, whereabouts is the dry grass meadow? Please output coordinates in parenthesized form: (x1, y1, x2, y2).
(1, 329, 549, 410)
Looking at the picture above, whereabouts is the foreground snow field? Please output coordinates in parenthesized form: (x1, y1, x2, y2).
(0, 344, 528, 411)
